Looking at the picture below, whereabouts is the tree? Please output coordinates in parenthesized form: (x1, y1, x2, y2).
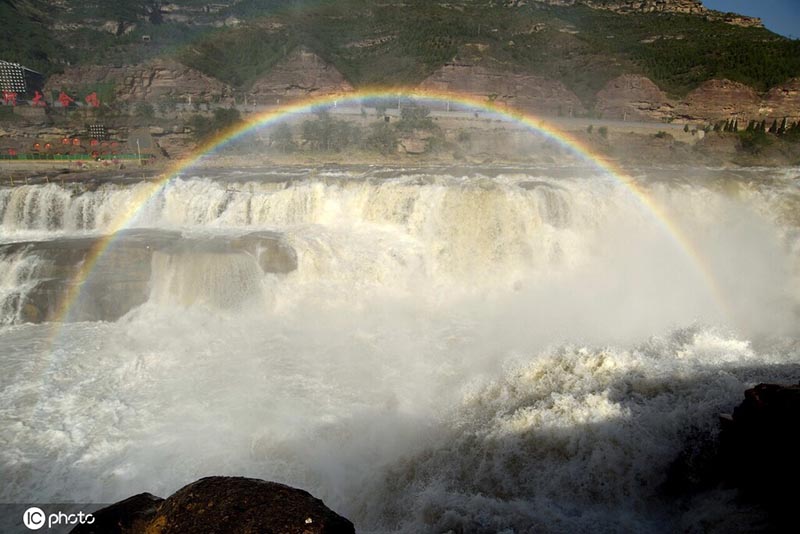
(270, 123, 296, 152)
(365, 122, 398, 155)
(768, 119, 778, 134)
(301, 110, 359, 152)
(134, 102, 155, 119)
(778, 117, 788, 135)
(398, 103, 435, 131)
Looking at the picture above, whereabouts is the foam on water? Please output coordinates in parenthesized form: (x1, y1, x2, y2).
(0, 166, 799, 533)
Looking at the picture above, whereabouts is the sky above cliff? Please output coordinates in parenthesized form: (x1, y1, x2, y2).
(703, 0, 799, 38)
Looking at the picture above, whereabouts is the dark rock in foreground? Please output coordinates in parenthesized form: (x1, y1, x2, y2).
(71, 476, 354, 534)
(719, 382, 800, 528)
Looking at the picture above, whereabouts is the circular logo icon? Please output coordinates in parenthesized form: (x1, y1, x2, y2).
(22, 507, 45, 530)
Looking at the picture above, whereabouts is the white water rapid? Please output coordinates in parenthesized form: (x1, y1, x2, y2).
(1, 165, 798, 533)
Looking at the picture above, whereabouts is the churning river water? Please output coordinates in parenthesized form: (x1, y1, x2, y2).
(0, 164, 799, 532)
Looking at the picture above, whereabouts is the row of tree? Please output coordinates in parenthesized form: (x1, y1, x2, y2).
(269, 105, 441, 155)
(713, 117, 799, 136)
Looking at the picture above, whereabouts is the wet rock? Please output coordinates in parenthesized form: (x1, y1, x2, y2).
(0, 229, 297, 323)
(719, 382, 800, 527)
(72, 493, 163, 534)
(71, 477, 354, 534)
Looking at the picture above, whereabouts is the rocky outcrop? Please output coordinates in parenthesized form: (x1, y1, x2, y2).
(718, 383, 800, 528)
(595, 74, 674, 121)
(247, 47, 354, 105)
(71, 476, 354, 534)
(594, 76, 800, 123)
(44, 59, 234, 104)
(677, 79, 762, 122)
(1, 229, 297, 323)
(762, 78, 800, 121)
(515, 1, 763, 27)
(420, 63, 585, 116)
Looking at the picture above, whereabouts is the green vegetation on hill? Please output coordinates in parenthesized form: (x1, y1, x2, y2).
(0, 0, 63, 75)
(2, 0, 799, 103)
(194, 1, 800, 100)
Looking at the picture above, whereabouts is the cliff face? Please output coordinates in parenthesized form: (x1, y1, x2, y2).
(677, 79, 762, 121)
(595, 76, 800, 122)
(44, 59, 234, 104)
(246, 48, 354, 105)
(595, 74, 674, 121)
(763, 79, 800, 120)
(420, 63, 585, 116)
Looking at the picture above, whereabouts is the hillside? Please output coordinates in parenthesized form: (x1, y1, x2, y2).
(1, 0, 799, 108)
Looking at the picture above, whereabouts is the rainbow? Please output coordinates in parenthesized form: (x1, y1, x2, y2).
(51, 88, 729, 325)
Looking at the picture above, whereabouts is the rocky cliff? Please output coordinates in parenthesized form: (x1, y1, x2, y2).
(595, 75, 800, 122)
(595, 74, 674, 121)
(420, 63, 585, 116)
(247, 48, 354, 105)
(677, 79, 762, 121)
(515, 0, 763, 27)
(44, 59, 234, 104)
(763, 78, 800, 120)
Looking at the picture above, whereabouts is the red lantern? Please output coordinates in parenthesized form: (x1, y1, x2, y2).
(72, 138, 80, 146)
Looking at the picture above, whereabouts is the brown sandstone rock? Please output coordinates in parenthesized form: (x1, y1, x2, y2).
(44, 59, 234, 104)
(677, 79, 762, 122)
(762, 78, 800, 121)
(247, 47, 354, 105)
(419, 63, 584, 116)
(595, 74, 674, 121)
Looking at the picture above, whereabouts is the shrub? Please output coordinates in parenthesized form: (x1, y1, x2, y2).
(133, 102, 155, 119)
(270, 123, 296, 152)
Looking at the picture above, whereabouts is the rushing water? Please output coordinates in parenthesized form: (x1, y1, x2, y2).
(0, 165, 799, 532)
